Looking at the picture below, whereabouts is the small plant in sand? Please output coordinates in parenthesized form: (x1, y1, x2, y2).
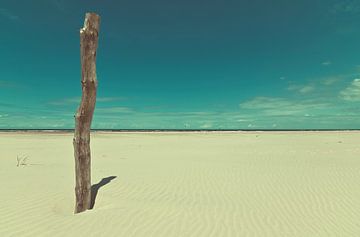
(16, 155, 28, 167)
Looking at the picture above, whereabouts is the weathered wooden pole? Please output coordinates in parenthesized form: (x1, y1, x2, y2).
(73, 12, 100, 214)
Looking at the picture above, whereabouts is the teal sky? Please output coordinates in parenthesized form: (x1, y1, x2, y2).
(1, 0, 360, 129)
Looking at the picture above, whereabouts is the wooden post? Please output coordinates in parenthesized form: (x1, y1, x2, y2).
(73, 12, 100, 214)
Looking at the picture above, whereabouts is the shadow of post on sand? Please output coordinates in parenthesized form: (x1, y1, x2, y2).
(90, 176, 117, 209)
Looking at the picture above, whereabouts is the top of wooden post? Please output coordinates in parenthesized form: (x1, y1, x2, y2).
(81, 13, 100, 34)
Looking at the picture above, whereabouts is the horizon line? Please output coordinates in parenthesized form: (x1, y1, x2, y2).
(0, 128, 359, 132)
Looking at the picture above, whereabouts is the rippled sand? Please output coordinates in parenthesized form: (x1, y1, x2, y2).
(0, 131, 359, 237)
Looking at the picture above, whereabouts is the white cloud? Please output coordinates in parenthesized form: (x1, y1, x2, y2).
(49, 96, 125, 105)
(48, 97, 80, 105)
(322, 77, 340, 85)
(339, 79, 360, 101)
(287, 84, 315, 94)
(97, 97, 126, 102)
(240, 97, 293, 109)
(96, 107, 133, 113)
(239, 97, 330, 116)
(321, 61, 332, 66)
(200, 123, 212, 129)
(299, 85, 315, 94)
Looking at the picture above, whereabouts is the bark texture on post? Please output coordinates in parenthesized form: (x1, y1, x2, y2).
(73, 12, 100, 214)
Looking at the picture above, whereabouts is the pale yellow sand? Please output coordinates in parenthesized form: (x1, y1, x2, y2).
(0, 131, 359, 237)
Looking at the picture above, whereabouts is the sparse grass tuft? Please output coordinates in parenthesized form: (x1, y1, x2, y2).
(16, 155, 28, 167)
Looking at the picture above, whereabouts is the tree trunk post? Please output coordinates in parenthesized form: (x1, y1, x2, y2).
(73, 12, 100, 214)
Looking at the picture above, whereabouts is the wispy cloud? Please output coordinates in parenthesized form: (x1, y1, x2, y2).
(239, 97, 330, 116)
(240, 97, 293, 110)
(299, 85, 315, 94)
(200, 122, 213, 129)
(1, 103, 359, 129)
(321, 61, 332, 66)
(48, 96, 126, 105)
(97, 97, 127, 102)
(339, 79, 360, 101)
(0, 8, 19, 21)
(48, 97, 80, 105)
(321, 76, 341, 86)
(287, 84, 315, 94)
(96, 107, 133, 113)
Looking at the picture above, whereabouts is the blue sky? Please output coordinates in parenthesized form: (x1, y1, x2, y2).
(1, 0, 360, 129)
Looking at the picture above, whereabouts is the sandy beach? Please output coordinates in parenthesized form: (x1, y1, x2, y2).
(0, 131, 359, 237)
